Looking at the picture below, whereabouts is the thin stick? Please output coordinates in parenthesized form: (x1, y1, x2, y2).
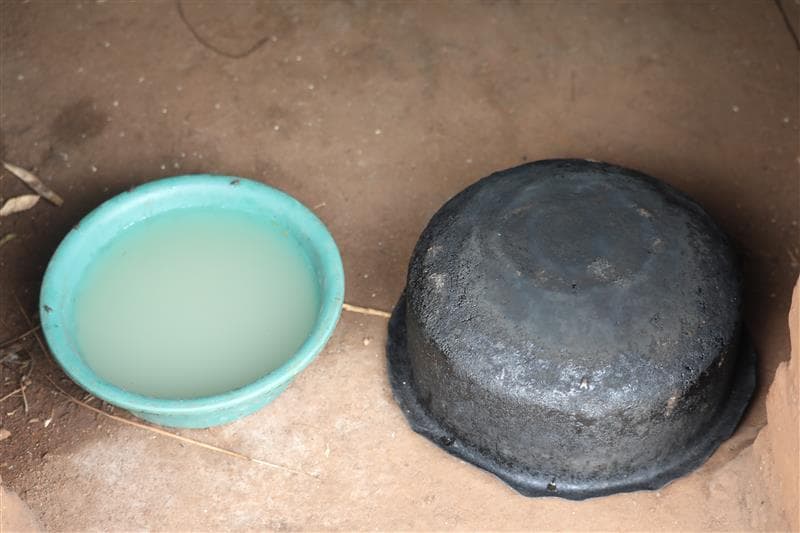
(0, 385, 26, 403)
(0, 324, 41, 348)
(43, 376, 313, 477)
(20, 383, 29, 413)
(2, 161, 63, 206)
(0, 232, 16, 248)
(342, 303, 391, 318)
(13, 294, 45, 370)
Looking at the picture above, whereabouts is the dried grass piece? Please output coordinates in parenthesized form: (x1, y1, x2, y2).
(0, 233, 17, 248)
(0, 195, 39, 216)
(342, 303, 391, 318)
(2, 161, 63, 206)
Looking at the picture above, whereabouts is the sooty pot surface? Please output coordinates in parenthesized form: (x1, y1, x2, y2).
(387, 159, 755, 499)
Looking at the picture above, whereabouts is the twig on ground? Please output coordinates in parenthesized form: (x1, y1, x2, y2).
(0, 233, 17, 248)
(342, 303, 391, 318)
(20, 380, 29, 413)
(0, 195, 40, 216)
(0, 324, 41, 348)
(13, 294, 43, 374)
(0, 385, 26, 403)
(2, 161, 63, 206)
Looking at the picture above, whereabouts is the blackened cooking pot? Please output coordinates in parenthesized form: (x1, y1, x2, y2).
(387, 159, 755, 499)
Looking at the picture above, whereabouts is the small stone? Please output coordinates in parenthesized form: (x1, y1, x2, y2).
(374, 129, 382, 135)
(214, 103, 221, 110)
(16, 74, 24, 81)
(783, 116, 790, 123)
(273, 125, 280, 131)
(112, 100, 119, 107)
(0, 428, 10, 441)
(296, 55, 302, 62)
(363, 338, 371, 346)
(731, 105, 739, 113)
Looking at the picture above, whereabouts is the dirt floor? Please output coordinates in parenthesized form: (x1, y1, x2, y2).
(1, 1, 799, 531)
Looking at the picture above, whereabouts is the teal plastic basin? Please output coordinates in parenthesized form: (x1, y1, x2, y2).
(40, 175, 345, 428)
